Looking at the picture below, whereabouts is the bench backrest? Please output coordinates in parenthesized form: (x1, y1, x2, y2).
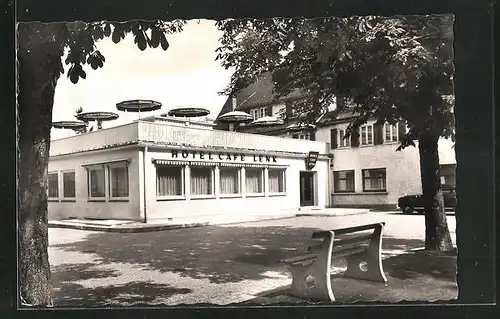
(308, 222, 385, 254)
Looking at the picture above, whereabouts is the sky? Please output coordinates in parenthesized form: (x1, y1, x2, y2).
(51, 19, 234, 139)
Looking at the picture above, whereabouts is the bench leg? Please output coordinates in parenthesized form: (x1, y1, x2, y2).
(288, 231, 336, 302)
(343, 224, 388, 283)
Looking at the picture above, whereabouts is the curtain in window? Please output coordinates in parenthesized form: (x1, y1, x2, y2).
(246, 168, 263, 193)
(48, 173, 58, 198)
(363, 169, 386, 191)
(90, 169, 105, 197)
(220, 167, 239, 194)
(361, 126, 367, 144)
(63, 172, 75, 198)
(269, 169, 285, 193)
(111, 167, 129, 197)
(157, 166, 183, 196)
(334, 171, 354, 192)
(191, 167, 212, 195)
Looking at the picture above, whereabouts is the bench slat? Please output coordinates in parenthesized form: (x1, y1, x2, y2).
(335, 233, 373, 246)
(331, 246, 367, 259)
(281, 253, 317, 265)
(312, 222, 385, 238)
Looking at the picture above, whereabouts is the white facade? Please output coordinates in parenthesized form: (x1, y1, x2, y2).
(48, 116, 330, 222)
(315, 118, 457, 209)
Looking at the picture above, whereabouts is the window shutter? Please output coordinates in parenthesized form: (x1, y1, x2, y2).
(351, 129, 360, 147)
(374, 123, 384, 145)
(398, 121, 406, 141)
(330, 129, 338, 149)
(266, 106, 273, 116)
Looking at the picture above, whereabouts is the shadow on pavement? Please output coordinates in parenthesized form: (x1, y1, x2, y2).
(53, 280, 192, 307)
(51, 225, 426, 285)
(242, 251, 458, 305)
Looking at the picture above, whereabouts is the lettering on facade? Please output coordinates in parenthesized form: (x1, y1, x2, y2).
(171, 150, 277, 163)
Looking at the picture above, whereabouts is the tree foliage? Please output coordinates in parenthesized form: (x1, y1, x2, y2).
(216, 15, 455, 252)
(215, 15, 455, 149)
(17, 19, 185, 306)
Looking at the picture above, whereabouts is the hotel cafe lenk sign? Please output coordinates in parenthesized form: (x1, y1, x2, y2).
(170, 149, 278, 163)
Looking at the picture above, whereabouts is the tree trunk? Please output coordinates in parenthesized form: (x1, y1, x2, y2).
(17, 23, 66, 306)
(418, 132, 454, 251)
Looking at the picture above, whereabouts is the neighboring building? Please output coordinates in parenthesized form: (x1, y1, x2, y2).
(315, 110, 456, 209)
(217, 73, 457, 210)
(47, 115, 330, 222)
(215, 72, 336, 139)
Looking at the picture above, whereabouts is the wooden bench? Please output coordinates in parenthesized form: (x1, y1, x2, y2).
(280, 222, 387, 302)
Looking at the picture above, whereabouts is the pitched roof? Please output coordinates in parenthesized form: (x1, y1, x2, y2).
(216, 72, 305, 118)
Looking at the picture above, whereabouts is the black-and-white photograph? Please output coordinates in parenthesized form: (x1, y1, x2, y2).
(16, 14, 469, 307)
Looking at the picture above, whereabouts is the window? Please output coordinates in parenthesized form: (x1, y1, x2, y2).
(109, 165, 129, 198)
(190, 166, 214, 196)
(384, 123, 398, 143)
(362, 168, 387, 192)
(292, 132, 311, 140)
(250, 107, 266, 120)
(62, 171, 75, 198)
(268, 168, 286, 194)
(245, 168, 264, 195)
(157, 165, 184, 197)
(360, 125, 373, 145)
(88, 166, 106, 198)
(334, 170, 355, 193)
(338, 129, 351, 147)
(440, 164, 456, 187)
(48, 172, 59, 198)
(220, 167, 241, 195)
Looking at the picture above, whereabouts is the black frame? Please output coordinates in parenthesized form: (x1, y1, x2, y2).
(4, 0, 496, 317)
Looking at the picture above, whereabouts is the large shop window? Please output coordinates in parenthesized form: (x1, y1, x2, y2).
(190, 166, 214, 197)
(157, 165, 184, 198)
(334, 170, 355, 193)
(88, 166, 106, 198)
(220, 167, 241, 196)
(362, 168, 387, 192)
(48, 172, 59, 198)
(268, 168, 286, 194)
(62, 171, 76, 199)
(109, 163, 129, 198)
(246, 167, 264, 195)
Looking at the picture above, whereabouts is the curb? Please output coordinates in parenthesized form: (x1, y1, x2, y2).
(48, 210, 369, 233)
(48, 222, 210, 233)
(295, 211, 368, 217)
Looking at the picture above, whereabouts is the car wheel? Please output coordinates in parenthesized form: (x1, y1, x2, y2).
(401, 205, 414, 214)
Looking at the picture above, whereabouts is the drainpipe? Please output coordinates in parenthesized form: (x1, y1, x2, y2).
(327, 152, 334, 208)
(143, 146, 148, 223)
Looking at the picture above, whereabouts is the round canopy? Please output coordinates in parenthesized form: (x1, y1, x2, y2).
(285, 123, 316, 132)
(116, 100, 162, 112)
(75, 111, 119, 122)
(251, 116, 284, 126)
(167, 107, 210, 118)
(52, 121, 87, 130)
(217, 111, 253, 124)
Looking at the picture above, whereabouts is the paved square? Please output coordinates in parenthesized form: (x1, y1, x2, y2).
(49, 212, 457, 306)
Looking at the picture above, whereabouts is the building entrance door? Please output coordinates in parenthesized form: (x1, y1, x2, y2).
(300, 171, 315, 207)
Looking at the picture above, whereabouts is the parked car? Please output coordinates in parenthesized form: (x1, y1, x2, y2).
(397, 185, 457, 214)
